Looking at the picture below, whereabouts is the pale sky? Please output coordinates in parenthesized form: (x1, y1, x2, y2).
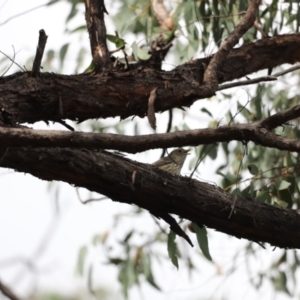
(0, 1, 297, 300)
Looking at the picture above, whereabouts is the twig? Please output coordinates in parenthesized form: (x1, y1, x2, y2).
(76, 188, 107, 204)
(109, 45, 125, 55)
(57, 120, 74, 131)
(1, 46, 18, 77)
(189, 144, 216, 178)
(151, 215, 168, 235)
(272, 65, 300, 77)
(0, 3, 49, 26)
(0, 280, 21, 300)
(218, 76, 276, 91)
(260, 102, 300, 129)
(32, 29, 48, 77)
(0, 50, 25, 72)
(200, 0, 260, 96)
(254, 20, 269, 38)
(218, 65, 300, 91)
(228, 193, 238, 220)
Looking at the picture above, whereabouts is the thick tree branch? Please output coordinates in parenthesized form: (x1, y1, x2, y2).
(84, 0, 111, 71)
(1, 147, 300, 249)
(1, 104, 300, 152)
(1, 34, 300, 124)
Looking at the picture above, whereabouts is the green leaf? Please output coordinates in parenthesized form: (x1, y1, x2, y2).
(69, 25, 86, 34)
(248, 164, 259, 175)
(271, 271, 290, 294)
(256, 191, 270, 203)
(143, 255, 161, 290)
(118, 259, 136, 297)
(107, 34, 126, 48)
(91, 234, 101, 246)
(59, 43, 69, 70)
(66, 2, 78, 23)
(131, 41, 151, 61)
(87, 264, 95, 295)
(201, 107, 213, 117)
(278, 180, 291, 190)
(192, 223, 213, 261)
(108, 258, 125, 265)
(275, 200, 288, 208)
(76, 245, 88, 276)
(278, 188, 293, 207)
(167, 231, 179, 269)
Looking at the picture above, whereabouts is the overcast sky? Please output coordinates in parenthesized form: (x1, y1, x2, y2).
(0, 1, 295, 300)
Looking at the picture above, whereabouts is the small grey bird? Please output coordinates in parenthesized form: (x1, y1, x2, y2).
(152, 148, 189, 175)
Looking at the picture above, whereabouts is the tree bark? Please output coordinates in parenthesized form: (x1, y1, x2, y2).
(1, 34, 300, 125)
(1, 0, 300, 249)
(1, 146, 299, 249)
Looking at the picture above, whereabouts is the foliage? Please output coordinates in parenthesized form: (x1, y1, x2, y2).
(2, 0, 300, 299)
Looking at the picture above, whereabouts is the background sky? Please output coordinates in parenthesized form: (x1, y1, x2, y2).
(0, 1, 296, 299)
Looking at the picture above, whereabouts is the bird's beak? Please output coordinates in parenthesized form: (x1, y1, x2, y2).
(184, 149, 190, 154)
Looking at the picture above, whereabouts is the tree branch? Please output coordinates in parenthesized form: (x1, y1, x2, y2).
(84, 0, 111, 71)
(1, 104, 300, 152)
(218, 76, 277, 91)
(218, 65, 300, 91)
(198, 0, 260, 97)
(1, 147, 300, 249)
(260, 103, 300, 130)
(152, 0, 175, 30)
(0, 280, 21, 300)
(2, 34, 299, 124)
(31, 29, 48, 77)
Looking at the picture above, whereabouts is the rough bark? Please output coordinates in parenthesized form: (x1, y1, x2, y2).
(1, 34, 300, 125)
(1, 147, 300, 249)
(1, 103, 300, 153)
(84, 0, 111, 71)
(2, 0, 300, 249)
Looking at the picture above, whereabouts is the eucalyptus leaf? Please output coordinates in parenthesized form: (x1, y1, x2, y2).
(76, 245, 88, 276)
(192, 223, 213, 262)
(167, 230, 179, 269)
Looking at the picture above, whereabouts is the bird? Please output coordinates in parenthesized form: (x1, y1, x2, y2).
(152, 148, 190, 175)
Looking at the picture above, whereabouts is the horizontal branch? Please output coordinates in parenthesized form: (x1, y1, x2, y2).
(1, 34, 300, 124)
(1, 104, 300, 152)
(1, 147, 300, 249)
